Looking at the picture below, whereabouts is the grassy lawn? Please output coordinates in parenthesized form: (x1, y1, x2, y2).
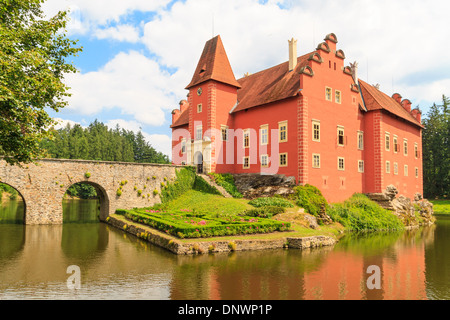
(159, 189, 253, 215)
(430, 199, 450, 215)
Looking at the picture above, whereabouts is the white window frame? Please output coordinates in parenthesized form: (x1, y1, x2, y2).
(335, 90, 342, 104)
(404, 165, 408, 176)
(357, 131, 364, 150)
(394, 162, 398, 175)
(312, 120, 320, 142)
(197, 103, 202, 113)
(181, 138, 186, 154)
(261, 154, 269, 168)
(243, 156, 250, 169)
(279, 153, 288, 167)
(385, 132, 390, 151)
(325, 87, 332, 101)
(338, 157, 345, 171)
(279, 121, 288, 143)
(260, 125, 268, 145)
(415, 167, 419, 178)
(358, 160, 364, 173)
(414, 143, 419, 159)
(386, 161, 391, 174)
(243, 129, 250, 148)
(393, 135, 398, 153)
(337, 126, 345, 146)
(403, 139, 408, 156)
(312, 153, 321, 168)
(221, 125, 228, 141)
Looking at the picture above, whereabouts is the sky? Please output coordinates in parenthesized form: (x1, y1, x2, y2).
(41, 0, 450, 158)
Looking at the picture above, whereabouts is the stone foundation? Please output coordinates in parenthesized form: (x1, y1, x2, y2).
(106, 214, 337, 255)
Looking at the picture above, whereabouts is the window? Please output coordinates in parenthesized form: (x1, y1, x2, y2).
(279, 121, 288, 142)
(260, 125, 268, 145)
(386, 161, 391, 174)
(312, 120, 320, 142)
(261, 154, 269, 167)
(403, 139, 408, 156)
(415, 167, 419, 178)
(385, 133, 390, 151)
(415, 143, 419, 158)
(279, 153, 288, 167)
(181, 139, 186, 154)
(243, 129, 250, 148)
(325, 87, 332, 101)
(358, 160, 364, 173)
(197, 103, 202, 113)
(338, 157, 345, 171)
(335, 90, 341, 104)
(394, 162, 398, 175)
(221, 125, 228, 141)
(393, 136, 398, 153)
(404, 165, 408, 176)
(243, 156, 250, 169)
(312, 154, 320, 168)
(195, 126, 202, 140)
(337, 126, 345, 146)
(357, 131, 364, 150)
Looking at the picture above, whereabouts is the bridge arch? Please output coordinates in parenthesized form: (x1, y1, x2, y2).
(0, 182, 26, 224)
(63, 179, 110, 222)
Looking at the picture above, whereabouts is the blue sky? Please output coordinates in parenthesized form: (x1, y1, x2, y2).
(42, 0, 450, 158)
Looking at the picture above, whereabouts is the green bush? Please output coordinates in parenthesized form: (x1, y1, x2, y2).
(193, 175, 222, 196)
(208, 173, 243, 198)
(294, 184, 327, 216)
(248, 197, 294, 208)
(160, 167, 196, 203)
(244, 206, 286, 218)
(327, 193, 404, 231)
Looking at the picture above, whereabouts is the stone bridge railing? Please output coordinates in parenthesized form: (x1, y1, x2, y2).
(0, 159, 180, 225)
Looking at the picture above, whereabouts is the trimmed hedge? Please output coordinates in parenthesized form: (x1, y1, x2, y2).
(116, 208, 291, 239)
(248, 197, 294, 208)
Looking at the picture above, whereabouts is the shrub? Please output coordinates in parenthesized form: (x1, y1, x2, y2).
(328, 193, 405, 231)
(116, 189, 122, 196)
(137, 189, 143, 196)
(248, 197, 294, 208)
(244, 206, 286, 218)
(208, 173, 243, 198)
(294, 184, 327, 216)
(228, 241, 237, 251)
(193, 175, 222, 196)
(84, 172, 91, 178)
(160, 167, 196, 203)
(153, 189, 159, 195)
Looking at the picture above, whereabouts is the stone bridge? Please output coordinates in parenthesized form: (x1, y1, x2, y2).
(0, 159, 179, 224)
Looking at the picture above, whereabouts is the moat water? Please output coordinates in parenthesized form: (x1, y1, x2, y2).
(0, 198, 449, 300)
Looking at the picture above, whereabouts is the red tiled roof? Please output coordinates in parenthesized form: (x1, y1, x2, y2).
(359, 80, 423, 128)
(185, 35, 241, 90)
(232, 53, 310, 113)
(170, 106, 190, 128)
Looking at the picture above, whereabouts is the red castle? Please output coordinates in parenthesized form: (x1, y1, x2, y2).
(171, 33, 423, 203)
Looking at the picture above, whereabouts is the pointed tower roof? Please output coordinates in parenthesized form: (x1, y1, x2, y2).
(186, 35, 241, 89)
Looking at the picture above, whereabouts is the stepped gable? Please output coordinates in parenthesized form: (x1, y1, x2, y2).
(359, 80, 423, 128)
(170, 105, 189, 128)
(233, 53, 311, 113)
(185, 35, 241, 90)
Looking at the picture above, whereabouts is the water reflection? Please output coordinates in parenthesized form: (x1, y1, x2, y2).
(0, 197, 449, 300)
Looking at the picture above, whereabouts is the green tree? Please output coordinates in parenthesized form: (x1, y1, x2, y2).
(0, 0, 82, 165)
(422, 95, 450, 198)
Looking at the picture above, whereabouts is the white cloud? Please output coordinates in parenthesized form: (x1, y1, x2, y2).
(94, 25, 140, 43)
(65, 50, 179, 126)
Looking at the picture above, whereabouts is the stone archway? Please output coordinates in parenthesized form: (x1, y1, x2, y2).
(63, 181, 110, 222)
(0, 182, 26, 224)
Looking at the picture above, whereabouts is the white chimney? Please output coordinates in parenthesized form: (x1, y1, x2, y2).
(288, 38, 297, 71)
(350, 61, 358, 84)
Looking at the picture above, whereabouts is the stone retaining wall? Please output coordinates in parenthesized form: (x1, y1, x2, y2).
(107, 214, 337, 255)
